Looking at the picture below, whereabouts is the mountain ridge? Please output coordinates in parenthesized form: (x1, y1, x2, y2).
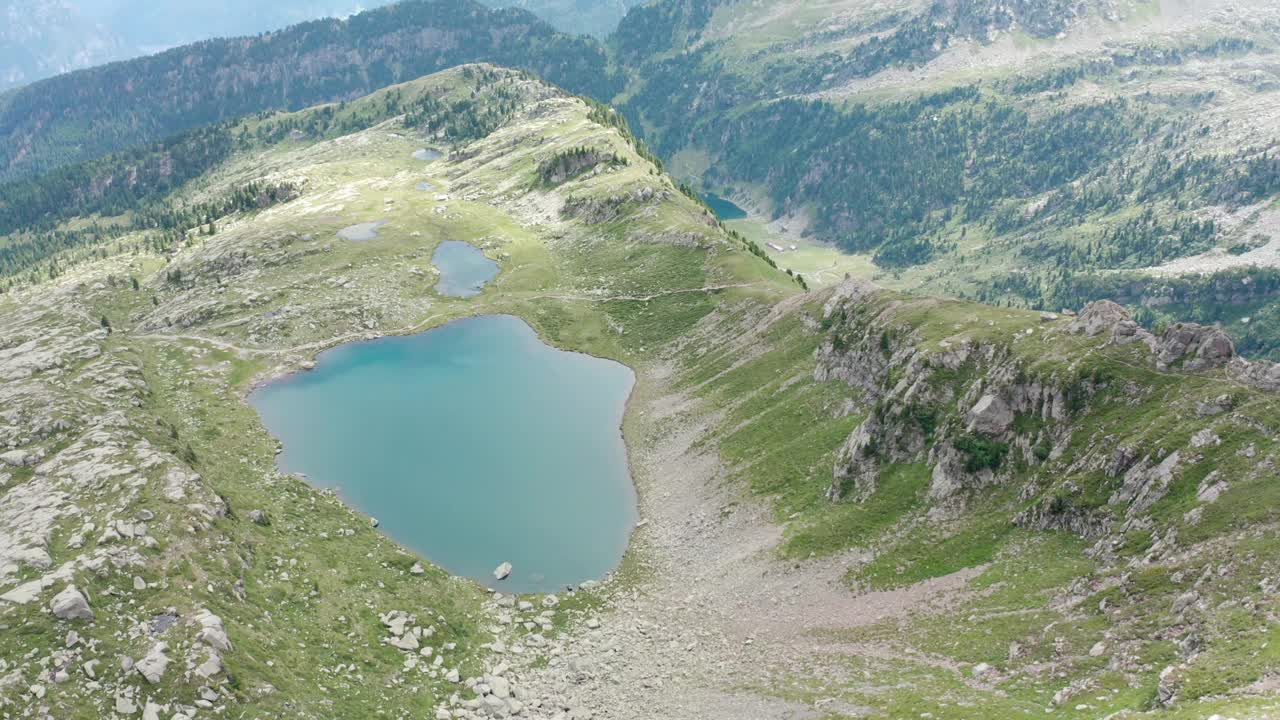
(0, 0, 617, 184)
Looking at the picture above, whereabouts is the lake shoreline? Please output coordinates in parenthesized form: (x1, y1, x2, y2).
(246, 312, 642, 595)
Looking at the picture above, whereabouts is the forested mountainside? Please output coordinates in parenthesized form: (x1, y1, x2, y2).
(1, 1, 641, 95)
(15, 0, 1280, 359)
(2, 63, 1279, 720)
(486, 0, 645, 37)
(0, 0, 615, 184)
(608, 0, 1280, 356)
(0, 1, 402, 92)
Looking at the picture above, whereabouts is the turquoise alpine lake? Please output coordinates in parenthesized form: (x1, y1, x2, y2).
(703, 192, 747, 220)
(433, 240, 499, 297)
(249, 315, 638, 593)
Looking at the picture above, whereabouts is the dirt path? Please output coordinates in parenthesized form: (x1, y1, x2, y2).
(133, 284, 766, 358)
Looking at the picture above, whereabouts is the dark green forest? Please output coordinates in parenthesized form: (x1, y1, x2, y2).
(0, 0, 617, 184)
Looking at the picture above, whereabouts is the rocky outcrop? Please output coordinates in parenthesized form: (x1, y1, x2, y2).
(1072, 300, 1132, 338)
(1154, 323, 1235, 371)
(818, 280, 1076, 504)
(1112, 451, 1181, 520)
(1014, 495, 1109, 538)
(562, 186, 671, 224)
(829, 414, 882, 501)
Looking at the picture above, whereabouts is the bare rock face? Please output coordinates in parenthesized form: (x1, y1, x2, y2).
(828, 415, 881, 500)
(1112, 452, 1181, 518)
(1072, 300, 1132, 338)
(1155, 323, 1235, 371)
(49, 585, 93, 621)
(966, 394, 1013, 436)
(1229, 356, 1280, 392)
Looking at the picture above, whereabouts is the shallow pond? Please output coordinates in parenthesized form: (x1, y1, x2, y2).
(413, 148, 443, 162)
(433, 240, 498, 298)
(338, 221, 387, 241)
(250, 315, 638, 593)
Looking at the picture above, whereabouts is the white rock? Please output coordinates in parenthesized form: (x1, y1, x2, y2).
(196, 653, 223, 679)
(1, 579, 43, 605)
(410, 562, 425, 575)
(142, 701, 162, 720)
(50, 585, 93, 620)
(194, 609, 233, 651)
(135, 642, 170, 683)
(389, 633, 420, 651)
(0, 450, 29, 467)
(489, 675, 510, 699)
(493, 562, 512, 581)
(972, 663, 992, 677)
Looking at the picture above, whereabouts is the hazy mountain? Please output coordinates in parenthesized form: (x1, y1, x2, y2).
(0, 0, 615, 183)
(0, 0, 639, 92)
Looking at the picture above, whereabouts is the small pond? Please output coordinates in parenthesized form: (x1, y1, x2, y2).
(433, 240, 499, 298)
(338, 221, 387, 242)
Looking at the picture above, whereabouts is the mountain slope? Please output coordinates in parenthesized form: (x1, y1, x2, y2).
(610, 0, 1280, 354)
(0, 0, 616, 184)
(1, 63, 1279, 719)
(0, 63, 792, 718)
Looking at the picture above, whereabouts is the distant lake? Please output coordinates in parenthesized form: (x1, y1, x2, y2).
(413, 148, 443, 162)
(433, 240, 498, 298)
(704, 192, 747, 220)
(250, 315, 637, 593)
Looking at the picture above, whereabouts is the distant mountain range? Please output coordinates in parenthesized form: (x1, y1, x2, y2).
(0, 0, 615, 183)
(0, 0, 640, 92)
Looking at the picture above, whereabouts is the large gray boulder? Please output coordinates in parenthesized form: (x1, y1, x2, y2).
(49, 585, 93, 621)
(966, 394, 1014, 436)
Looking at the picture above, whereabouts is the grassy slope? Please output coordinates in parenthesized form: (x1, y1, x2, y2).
(663, 284, 1280, 718)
